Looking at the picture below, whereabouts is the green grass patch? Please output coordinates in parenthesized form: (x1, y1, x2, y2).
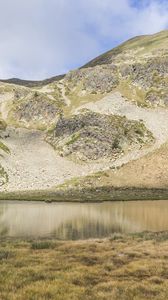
(0, 141, 10, 154)
(0, 165, 8, 185)
(31, 241, 55, 250)
(0, 119, 7, 131)
(66, 132, 81, 146)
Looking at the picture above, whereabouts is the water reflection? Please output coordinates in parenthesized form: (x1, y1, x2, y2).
(0, 200, 168, 239)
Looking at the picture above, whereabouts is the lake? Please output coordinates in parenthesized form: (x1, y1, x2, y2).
(0, 200, 168, 239)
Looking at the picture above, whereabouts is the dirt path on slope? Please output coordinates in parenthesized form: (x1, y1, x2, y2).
(57, 81, 71, 106)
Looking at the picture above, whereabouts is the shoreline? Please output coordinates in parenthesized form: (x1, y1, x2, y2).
(0, 187, 168, 202)
(0, 231, 168, 243)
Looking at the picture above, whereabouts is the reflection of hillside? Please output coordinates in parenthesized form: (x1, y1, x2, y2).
(0, 205, 9, 236)
(53, 221, 123, 240)
(0, 201, 168, 239)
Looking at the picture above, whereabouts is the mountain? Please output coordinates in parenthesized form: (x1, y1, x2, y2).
(0, 74, 65, 87)
(0, 30, 168, 200)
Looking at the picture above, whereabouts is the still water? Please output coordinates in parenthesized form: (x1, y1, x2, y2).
(0, 200, 168, 240)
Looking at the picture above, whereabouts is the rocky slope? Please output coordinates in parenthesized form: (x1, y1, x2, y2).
(46, 111, 153, 162)
(64, 31, 168, 109)
(0, 30, 168, 197)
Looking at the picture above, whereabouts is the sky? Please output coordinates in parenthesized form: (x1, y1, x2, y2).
(0, 0, 168, 80)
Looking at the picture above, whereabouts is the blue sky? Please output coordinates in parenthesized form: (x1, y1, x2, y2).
(0, 0, 167, 80)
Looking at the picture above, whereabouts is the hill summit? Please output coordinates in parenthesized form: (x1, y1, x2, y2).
(0, 30, 168, 200)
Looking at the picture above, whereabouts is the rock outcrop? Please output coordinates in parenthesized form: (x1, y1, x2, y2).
(8, 92, 62, 129)
(47, 111, 154, 162)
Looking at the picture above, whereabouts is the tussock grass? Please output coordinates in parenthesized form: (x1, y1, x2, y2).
(31, 241, 56, 250)
(0, 232, 168, 299)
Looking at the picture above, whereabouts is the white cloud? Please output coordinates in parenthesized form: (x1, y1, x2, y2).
(0, 0, 167, 79)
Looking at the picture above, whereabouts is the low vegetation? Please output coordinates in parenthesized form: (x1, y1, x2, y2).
(58, 141, 168, 192)
(0, 119, 7, 131)
(0, 187, 168, 202)
(0, 232, 168, 299)
(0, 141, 10, 154)
(0, 165, 8, 186)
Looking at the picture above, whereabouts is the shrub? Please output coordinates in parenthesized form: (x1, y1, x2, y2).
(31, 241, 55, 250)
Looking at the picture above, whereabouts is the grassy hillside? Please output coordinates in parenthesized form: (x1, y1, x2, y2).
(83, 30, 168, 68)
(59, 142, 168, 192)
(63, 30, 168, 108)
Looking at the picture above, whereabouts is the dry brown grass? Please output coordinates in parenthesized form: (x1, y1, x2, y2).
(105, 142, 168, 189)
(0, 233, 168, 299)
(65, 141, 168, 191)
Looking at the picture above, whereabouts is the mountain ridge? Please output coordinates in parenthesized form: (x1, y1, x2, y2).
(0, 74, 65, 88)
(1, 30, 167, 87)
(0, 30, 168, 199)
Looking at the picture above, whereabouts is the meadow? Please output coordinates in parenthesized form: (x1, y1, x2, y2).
(0, 232, 168, 300)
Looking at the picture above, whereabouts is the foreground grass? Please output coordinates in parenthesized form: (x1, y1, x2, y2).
(0, 232, 168, 299)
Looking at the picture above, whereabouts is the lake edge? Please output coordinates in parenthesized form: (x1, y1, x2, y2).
(0, 187, 168, 202)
